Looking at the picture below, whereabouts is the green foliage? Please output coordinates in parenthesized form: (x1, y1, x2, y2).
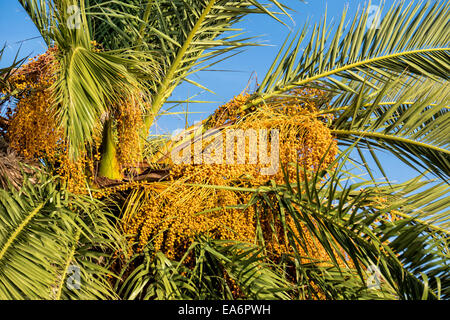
(18, 0, 294, 158)
(117, 238, 292, 300)
(251, 153, 449, 299)
(85, 0, 299, 131)
(0, 173, 126, 299)
(8, 0, 450, 300)
(254, 0, 449, 98)
(0, 45, 26, 107)
(331, 77, 449, 181)
(184, 149, 448, 299)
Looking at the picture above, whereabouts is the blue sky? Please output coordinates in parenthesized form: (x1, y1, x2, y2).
(0, 0, 423, 183)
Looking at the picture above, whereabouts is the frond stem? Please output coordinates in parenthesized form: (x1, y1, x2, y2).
(0, 201, 46, 262)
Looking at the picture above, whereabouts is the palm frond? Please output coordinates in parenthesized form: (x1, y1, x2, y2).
(187, 147, 449, 299)
(249, 0, 449, 106)
(330, 76, 450, 180)
(0, 174, 126, 299)
(250, 157, 450, 299)
(194, 238, 292, 299)
(117, 237, 292, 300)
(18, 0, 55, 44)
(19, 0, 297, 155)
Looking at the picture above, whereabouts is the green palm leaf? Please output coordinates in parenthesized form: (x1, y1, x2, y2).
(18, 0, 297, 156)
(249, 0, 449, 105)
(17, 0, 55, 44)
(191, 149, 449, 299)
(0, 174, 126, 299)
(330, 77, 450, 180)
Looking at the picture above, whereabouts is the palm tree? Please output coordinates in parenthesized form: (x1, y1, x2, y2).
(0, 0, 448, 300)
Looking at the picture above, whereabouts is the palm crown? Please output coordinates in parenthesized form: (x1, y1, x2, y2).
(0, 0, 448, 300)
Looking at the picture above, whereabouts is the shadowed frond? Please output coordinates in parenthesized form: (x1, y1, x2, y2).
(188, 147, 449, 299)
(117, 238, 292, 300)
